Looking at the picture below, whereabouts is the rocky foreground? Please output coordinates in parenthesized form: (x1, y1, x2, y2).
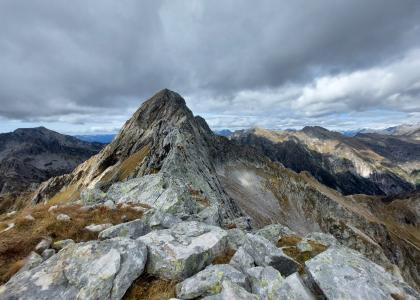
(0, 89, 419, 299)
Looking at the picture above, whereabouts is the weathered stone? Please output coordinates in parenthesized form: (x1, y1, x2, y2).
(47, 205, 58, 212)
(304, 232, 338, 247)
(176, 264, 249, 299)
(80, 188, 107, 204)
(226, 228, 247, 250)
(305, 247, 420, 300)
(138, 221, 228, 280)
(296, 240, 313, 252)
(242, 234, 299, 277)
(229, 246, 255, 272)
(24, 214, 35, 221)
(202, 281, 260, 300)
(104, 200, 116, 210)
(247, 266, 284, 299)
(142, 209, 182, 230)
(85, 223, 113, 232)
(41, 248, 56, 260)
(275, 272, 315, 300)
(56, 213, 70, 222)
(229, 216, 252, 231)
(52, 239, 75, 250)
(18, 252, 43, 273)
(35, 237, 52, 253)
(256, 224, 296, 244)
(99, 219, 150, 240)
(0, 238, 148, 300)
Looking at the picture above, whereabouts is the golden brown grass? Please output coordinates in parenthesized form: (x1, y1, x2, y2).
(212, 249, 236, 265)
(277, 235, 328, 274)
(48, 184, 80, 204)
(118, 146, 150, 181)
(0, 203, 144, 284)
(123, 275, 177, 300)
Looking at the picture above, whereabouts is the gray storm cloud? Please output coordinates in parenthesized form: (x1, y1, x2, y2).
(0, 0, 419, 131)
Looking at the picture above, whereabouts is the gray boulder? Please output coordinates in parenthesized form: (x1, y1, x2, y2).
(142, 209, 182, 230)
(275, 273, 315, 300)
(41, 248, 56, 260)
(99, 219, 150, 240)
(103, 200, 116, 210)
(202, 281, 260, 300)
(138, 221, 228, 280)
(305, 247, 420, 300)
(52, 239, 75, 250)
(35, 237, 52, 253)
(229, 246, 255, 272)
(226, 228, 247, 250)
(304, 232, 338, 247)
(0, 238, 148, 300)
(56, 213, 71, 222)
(85, 223, 113, 232)
(242, 234, 299, 277)
(255, 224, 295, 244)
(17, 252, 43, 274)
(247, 266, 284, 299)
(176, 264, 249, 299)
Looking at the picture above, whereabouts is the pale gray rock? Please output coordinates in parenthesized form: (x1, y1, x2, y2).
(276, 272, 315, 300)
(304, 232, 338, 247)
(52, 239, 75, 250)
(202, 281, 260, 300)
(104, 200, 116, 210)
(85, 223, 113, 232)
(56, 213, 70, 222)
(138, 221, 228, 280)
(229, 246, 255, 272)
(41, 249, 56, 260)
(0, 238, 148, 300)
(17, 252, 43, 273)
(142, 209, 182, 229)
(35, 237, 52, 253)
(80, 188, 107, 204)
(296, 240, 313, 252)
(242, 234, 299, 277)
(256, 224, 295, 244)
(48, 205, 58, 212)
(247, 266, 284, 299)
(226, 228, 247, 250)
(176, 264, 249, 299)
(305, 247, 420, 300)
(24, 214, 35, 221)
(99, 219, 150, 240)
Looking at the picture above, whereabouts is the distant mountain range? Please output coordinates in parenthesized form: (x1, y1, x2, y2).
(74, 134, 116, 143)
(0, 127, 103, 212)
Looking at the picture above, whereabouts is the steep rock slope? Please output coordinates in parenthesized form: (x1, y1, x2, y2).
(0, 127, 103, 212)
(29, 89, 420, 291)
(232, 127, 419, 195)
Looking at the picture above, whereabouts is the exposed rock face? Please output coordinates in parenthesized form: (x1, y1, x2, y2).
(305, 247, 420, 300)
(138, 221, 228, 280)
(231, 127, 418, 196)
(98, 219, 150, 240)
(0, 238, 148, 300)
(0, 127, 103, 212)
(202, 280, 260, 300)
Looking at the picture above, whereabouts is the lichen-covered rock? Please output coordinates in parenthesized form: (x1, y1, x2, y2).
(296, 240, 313, 252)
(0, 238, 148, 300)
(305, 247, 420, 300)
(80, 188, 107, 204)
(99, 219, 150, 240)
(138, 221, 228, 280)
(230, 246, 255, 272)
(52, 239, 75, 250)
(103, 200, 116, 210)
(256, 224, 296, 244)
(142, 209, 182, 230)
(202, 281, 260, 300)
(242, 234, 299, 277)
(275, 272, 315, 300)
(176, 264, 249, 299)
(41, 248, 56, 260)
(246, 266, 284, 299)
(56, 213, 70, 222)
(17, 252, 43, 274)
(226, 228, 247, 250)
(35, 237, 52, 253)
(85, 223, 113, 232)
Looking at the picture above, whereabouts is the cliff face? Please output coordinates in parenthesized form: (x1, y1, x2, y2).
(0, 127, 103, 212)
(232, 127, 419, 196)
(27, 89, 420, 291)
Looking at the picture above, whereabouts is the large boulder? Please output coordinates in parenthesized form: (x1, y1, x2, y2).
(255, 224, 296, 243)
(275, 272, 315, 300)
(138, 221, 228, 280)
(98, 219, 150, 240)
(0, 238, 148, 300)
(142, 209, 182, 230)
(176, 264, 249, 299)
(246, 266, 284, 299)
(229, 246, 255, 272)
(242, 234, 299, 277)
(305, 247, 420, 300)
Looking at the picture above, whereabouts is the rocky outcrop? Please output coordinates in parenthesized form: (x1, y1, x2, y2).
(0, 238, 147, 300)
(98, 219, 150, 240)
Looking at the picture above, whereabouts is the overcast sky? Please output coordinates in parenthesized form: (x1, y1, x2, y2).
(1, 1, 420, 134)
